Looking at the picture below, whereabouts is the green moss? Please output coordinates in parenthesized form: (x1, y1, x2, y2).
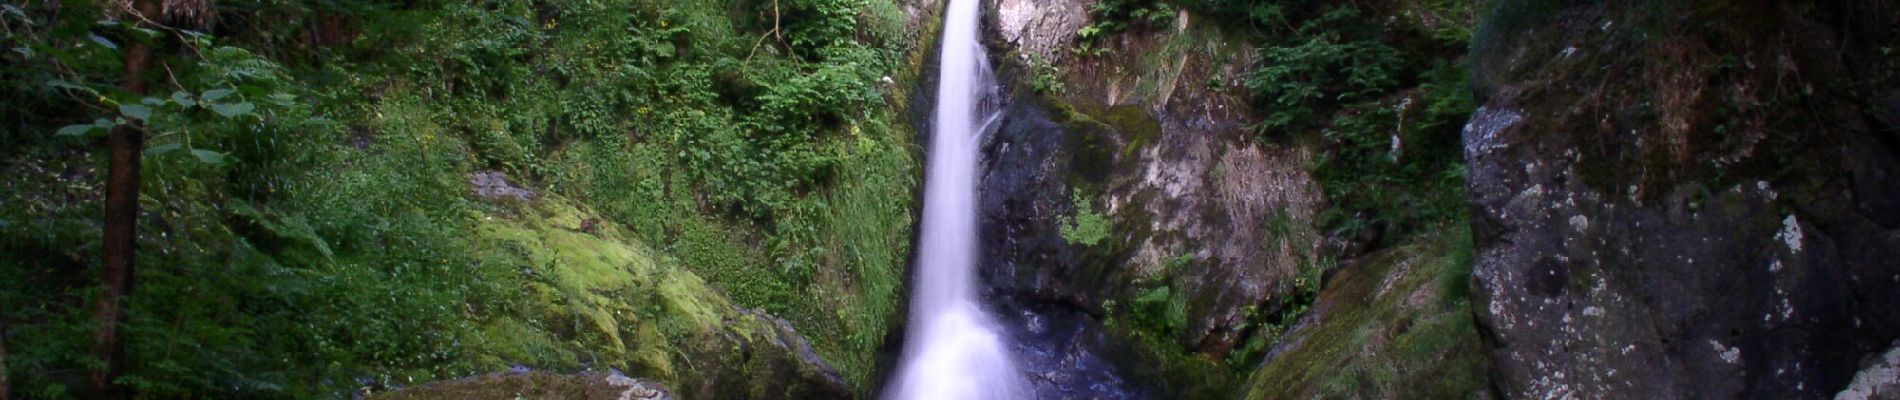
(455, 195, 855, 391)
(467, 319, 581, 370)
(1099, 105, 1165, 156)
(1243, 225, 1489, 399)
(1049, 102, 1162, 190)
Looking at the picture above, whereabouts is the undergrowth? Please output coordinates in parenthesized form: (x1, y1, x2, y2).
(0, 0, 917, 397)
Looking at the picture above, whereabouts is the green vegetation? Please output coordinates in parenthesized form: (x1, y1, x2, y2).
(1094, 251, 1254, 398)
(1076, 0, 1177, 56)
(1310, 60, 1475, 241)
(0, 0, 917, 397)
(1060, 192, 1112, 246)
(1245, 6, 1402, 133)
(1026, 53, 1067, 95)
(1239, 2, 1475, 242)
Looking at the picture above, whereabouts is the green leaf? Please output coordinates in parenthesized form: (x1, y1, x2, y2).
(190, 149, 226, 164)
(1077, 25, 1100, 39)
(119, 104, 153, 121)
(202, 89, 235, 101)
(145, 143, 182, 156)
(88, 33, 118, 49)
(45, 79, 95, 94)
(57, 124, 100, 136)
(210, 102, 255, 118)
(129, 27, 161, 40)
(171, 91, 197, 107)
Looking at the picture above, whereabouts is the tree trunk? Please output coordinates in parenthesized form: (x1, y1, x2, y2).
(2, 320, 9, 400)
(90, 0, 159, 397)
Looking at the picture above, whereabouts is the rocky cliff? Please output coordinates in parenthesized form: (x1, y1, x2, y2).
(961, 0, 1327, 396)
(899, 0, 1899, 398)
(1465, 1, 1900, 397)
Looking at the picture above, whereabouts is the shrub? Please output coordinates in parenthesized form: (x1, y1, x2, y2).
(1246, 6, 1403, 134)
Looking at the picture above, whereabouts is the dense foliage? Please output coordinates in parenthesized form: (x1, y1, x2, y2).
(0, 0, 916, 397)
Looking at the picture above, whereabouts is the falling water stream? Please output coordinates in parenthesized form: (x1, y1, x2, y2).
(884, 0, 1026, 398)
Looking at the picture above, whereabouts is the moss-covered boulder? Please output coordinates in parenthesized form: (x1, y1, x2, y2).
(1243, 228, 1488, 399)
(428, 195, 851, 399)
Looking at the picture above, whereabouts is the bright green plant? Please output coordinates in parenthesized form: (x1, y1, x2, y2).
(1061, 192, 1111, 246)
(1027, 53, 1066, 95)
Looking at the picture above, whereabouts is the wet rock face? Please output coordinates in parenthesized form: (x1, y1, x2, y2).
(958, 0, 1321, 395)
(976, 0, 1317, 363)
(1466, 106, 1878, 397)
(1468, 105, 1900, 399)
(1464, 4, 1900, 396)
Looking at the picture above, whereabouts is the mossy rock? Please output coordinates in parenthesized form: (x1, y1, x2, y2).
(445, 195, 851, 399)
(1244, 227, 1488, 399)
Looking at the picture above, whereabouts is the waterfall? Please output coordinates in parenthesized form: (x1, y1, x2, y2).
(884, 0, 1024, 398)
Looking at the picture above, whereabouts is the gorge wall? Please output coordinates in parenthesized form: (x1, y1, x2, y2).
(946, 0, 1900, 399)
(1464, 1, 1900, 398)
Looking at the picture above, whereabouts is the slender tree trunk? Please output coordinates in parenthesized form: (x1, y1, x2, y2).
(90, 0, 159, 397)
(1, 320, 9, 400)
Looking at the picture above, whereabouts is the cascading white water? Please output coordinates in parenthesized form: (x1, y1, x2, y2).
(884, 0, 1023, 398)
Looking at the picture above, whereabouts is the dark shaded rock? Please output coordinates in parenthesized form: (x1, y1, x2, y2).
(687, 307, 854, 400)
(1464, 3, 1900, 397)
(1880, 90, 1900, 131)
